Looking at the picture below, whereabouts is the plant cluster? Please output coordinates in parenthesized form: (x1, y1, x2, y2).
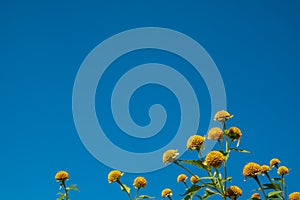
(54, 110, 299, 200)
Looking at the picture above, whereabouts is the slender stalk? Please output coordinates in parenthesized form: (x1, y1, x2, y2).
(223, 121, 229, 190)
(167, 196, 173, 200)
(134, 188, 140, 200)
(183, 182, 189, 188)
(215, 168, 225, 194)
(254, 176, 267, 200)
(198, 149, 204, 161)
(117, 180, 132, 200)
(282, 175, 287, 200)
(174, 161, 197, 177)
(265, 172, 273, 183)
(218, 139, 224, 152)
(62, 181, 69, 200)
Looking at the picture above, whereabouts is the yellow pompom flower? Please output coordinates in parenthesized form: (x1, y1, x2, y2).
(161, 188, 172, 198)
(177, 174, 188, 183)
(227, 127, 242, 146)
(289, 192, 300, 200)
(225, 186, 243, 198)
(163, 149, 179, 164)
(243, 162, 261, 177)
(207, 127, 224, 140)
(251, 193, 261, 199)
(270, 158, 280, 168)
(108, 170, 123, 183)
(55, 171, 69, 182)
(205, 151, 225, 168)
(277, 166, 289, 175)
(190, 175, 200, 184)
(261, 165, 271, 173)
(187, 135, 205, 151)
(133, 176, 147, 188)
(214, 110, 233, 122)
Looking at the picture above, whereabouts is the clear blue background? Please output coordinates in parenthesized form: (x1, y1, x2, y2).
(1, 1, 299, 199)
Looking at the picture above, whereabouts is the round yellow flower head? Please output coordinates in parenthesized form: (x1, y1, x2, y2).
(190, 175, 200, 184)
(161, 188, 172, 198)
(225, 186, 242, 198)
(227, 127, 242, 146)
(55, 171, 69, 182)
(270, 158, 280, 168)
(243, 162, 261, 177)
(214, 110, 233, 122)
(163, 149, 179, 164)
(187, 135, 205, 151)
(177, 174, 188, 183)
(251, 193, 261, 199)
(261, 165, 271, 173)
(205, 151, 225, 168)
(108, 170, 123, 183)
(289, 192, 300, 200)
(208, 127, 224, 140)
(133, 176, 147, 188)
(277, 166, 289, 175)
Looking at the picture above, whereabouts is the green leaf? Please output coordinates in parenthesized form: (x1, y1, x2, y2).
(178, 160, 211, 170)
(268, 191, 282, 198)
(229, 148, 251, 154)
(263, 183, 281, 190)
(57, 193, 65, 200)
(272, 177, 283, 183)
(180, 185, 202, 196)
(136, 195, 154, 199)
(120, 184, 131, 193)
(220, 176, 232, 183)
(202, 188, 218, 200)
(68, 184, 80, 192)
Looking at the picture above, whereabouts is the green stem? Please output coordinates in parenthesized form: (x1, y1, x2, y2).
(167, 196, 173, 200)
(218, 139, 224, 152)
(62, 181, 69, 200)
(198, 149, 204, 161)
(174, 161, 197, 177)
(183, 182, 189, 189)
(117, 180, 132, 200)
(134, 188, 140, 200)
(205, 168, 223, 194)
(282, 175, 287, 200)
(215, 168, 225, 195)
(254, 176, 267, 200)
(174, 161, 205, 185)
(265, 172, 273, 183)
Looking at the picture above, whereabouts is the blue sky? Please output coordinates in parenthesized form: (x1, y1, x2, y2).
(1, 1, 300, 199)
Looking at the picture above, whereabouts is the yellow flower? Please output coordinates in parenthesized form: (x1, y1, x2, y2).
(251, 193, 261, 199)
(133, 176, 147, 188)
(190, 175, 200, 184)
(177, 174, 188, 183)
(208, 127, 224, 140)
(163, 149, 179, 164)
(277, 166, 289, 175)
(270, 158, 280, 168)
(243, 162, 261, 177)
(289, 192, 300, 200)
(227, 127, 242, 146)
(225, 186, 243, 198)
(187, 135, 205, 151)
(214, 110, 233, 122)
(205, 151, 225, 168)
(108, 170, 123, 183)
(161, 188, 172, 198)
(261, 165, 270, 173)
(55, 171, 69, 182)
